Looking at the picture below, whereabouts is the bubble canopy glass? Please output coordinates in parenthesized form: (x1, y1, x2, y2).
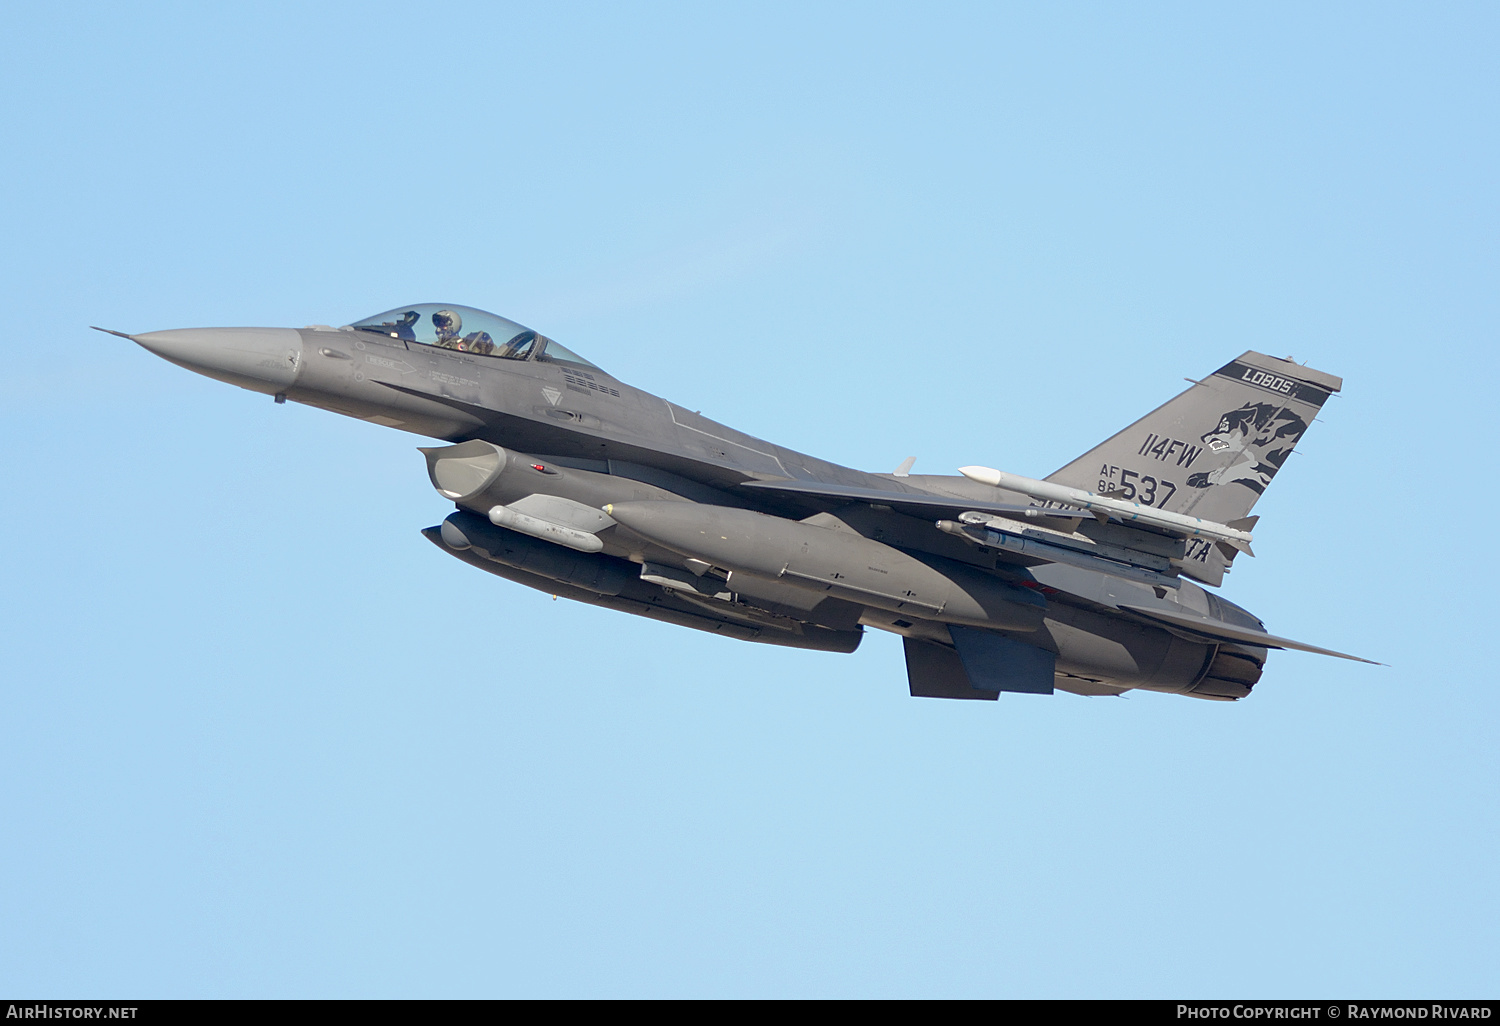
(347, 304, 602, 372)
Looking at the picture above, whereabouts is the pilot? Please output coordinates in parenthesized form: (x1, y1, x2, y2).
(432, 309, 464, 348)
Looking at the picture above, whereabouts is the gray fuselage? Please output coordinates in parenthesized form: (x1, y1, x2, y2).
(123, 318, 1276, 702)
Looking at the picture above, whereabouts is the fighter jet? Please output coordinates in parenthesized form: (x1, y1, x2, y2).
(99, 303, 1374, 702)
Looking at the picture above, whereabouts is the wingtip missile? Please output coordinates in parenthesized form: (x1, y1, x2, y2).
(958, 465, 1001, 486)
(960, 464, 1256, 549)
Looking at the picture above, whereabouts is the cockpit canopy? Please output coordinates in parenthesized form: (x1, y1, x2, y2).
(347, 304, 602, 372)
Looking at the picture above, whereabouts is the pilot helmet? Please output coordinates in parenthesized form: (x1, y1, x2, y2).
(432, 309, 462, 337)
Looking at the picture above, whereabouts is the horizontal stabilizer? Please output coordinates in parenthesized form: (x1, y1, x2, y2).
(738, 478, 1095, 523)
(1119, 604, 1379, 664)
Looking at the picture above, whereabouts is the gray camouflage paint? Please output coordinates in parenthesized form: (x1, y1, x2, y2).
(106, 313, 1367, 702)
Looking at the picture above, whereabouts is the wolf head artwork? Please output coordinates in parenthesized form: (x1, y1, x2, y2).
(1187, 402, 1308, 495)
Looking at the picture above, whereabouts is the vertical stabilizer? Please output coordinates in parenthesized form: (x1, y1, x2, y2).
(1045, 352, 1341, 585)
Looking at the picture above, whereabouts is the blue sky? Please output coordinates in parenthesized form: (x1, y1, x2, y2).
(1, 1, 1496, 997)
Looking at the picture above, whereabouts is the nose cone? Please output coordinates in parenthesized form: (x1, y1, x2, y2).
(132, 327, 304, 394)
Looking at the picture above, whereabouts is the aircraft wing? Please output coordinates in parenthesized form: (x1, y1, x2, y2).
(738, 478, 1094, 525)
(1118, 604, 1379, 664)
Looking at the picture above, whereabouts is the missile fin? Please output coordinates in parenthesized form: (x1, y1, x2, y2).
(1214, 538, 1255, 559)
